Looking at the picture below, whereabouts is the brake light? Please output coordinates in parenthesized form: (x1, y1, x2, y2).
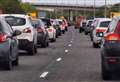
(23, 28, 31, 33)
(0, 34, 6, 42)
(48, 29, 53, 32)
(104, 33, 120, 41)
(107, 57, 117, 64)
(37, 28, 43, 33)
(96, 29, 106, 33)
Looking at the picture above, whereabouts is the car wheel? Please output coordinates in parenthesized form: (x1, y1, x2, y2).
(85, 32, 88, 35)
(28, 42, 35, 55)
(12, 56, 19, 66)
(93, 42, 99, 48)
(34, 45, 37, 53)
(101, 58, 112, 80)
(79, 28, 82, 33)
(4, 50, 13, 70)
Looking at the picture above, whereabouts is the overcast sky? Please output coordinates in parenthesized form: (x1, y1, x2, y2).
(21, 0, 120, 7)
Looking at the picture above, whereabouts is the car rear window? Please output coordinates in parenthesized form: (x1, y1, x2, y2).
(5, 16, 26, 26)
(41, 19, 52, 27)
(99, 21, 111, 28)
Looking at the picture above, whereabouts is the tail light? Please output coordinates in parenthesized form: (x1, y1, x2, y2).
(96, 29, 106, 33)
(104, 33, 120, 41)
(107, 57, 117, 64)
(23, 28, 31, 33)
(37, 28, 43, 33)
(0, 34, 7, 43)
(48, 29, 53, 32)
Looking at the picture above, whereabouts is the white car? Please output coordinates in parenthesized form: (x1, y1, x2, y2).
(0, 14, 38, 55)
(92, 18, 111, 48)
(41, 18, 56, 42)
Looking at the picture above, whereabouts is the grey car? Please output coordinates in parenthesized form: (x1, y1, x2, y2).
(0, 17, 21, 70)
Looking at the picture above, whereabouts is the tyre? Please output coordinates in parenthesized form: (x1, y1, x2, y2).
(12, 56, 19, 66)
(34, 45, 37, 53)
(79, 28, 82, 33)
(101, 58, 112, 80)
(41, 40, 48, 48)
(4, 51, 13, 70)
(85, 32, 88, 35)
(27, 42, 35, 55)
(93, 42, 99, 48)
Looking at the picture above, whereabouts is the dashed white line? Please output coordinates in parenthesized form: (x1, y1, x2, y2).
(65, 49, 69, 53)
(68, 44, 72, 47)
(70, 41, 73, 43)
(56, 57, 62, 62)
(40, 72, 49, 78)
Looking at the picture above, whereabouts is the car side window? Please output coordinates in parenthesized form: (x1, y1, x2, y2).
(108, 19, 117, 33)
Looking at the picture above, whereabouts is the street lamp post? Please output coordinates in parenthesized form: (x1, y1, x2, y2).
(84, 0, 86, 18)
(104, 0, 107, 18)
(94, 0, 96, 18)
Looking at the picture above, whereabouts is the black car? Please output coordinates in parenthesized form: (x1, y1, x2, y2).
(33, 19, 49, 48)
(0, 17, 21, 70)
(79, 21, 86, 33)
(99, 16, 120, 80)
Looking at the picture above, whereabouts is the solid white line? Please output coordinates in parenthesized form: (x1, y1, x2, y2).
(65, 49, 69, 53)
(56, 58, 62, 62)
(40, 72, 49, 78)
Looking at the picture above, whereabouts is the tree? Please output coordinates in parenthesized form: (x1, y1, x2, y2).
(0, 0, 24, 14)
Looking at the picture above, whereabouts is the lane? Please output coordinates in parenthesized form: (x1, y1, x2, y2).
(0, 27, 73, 82)
(38, 27, 115, 82)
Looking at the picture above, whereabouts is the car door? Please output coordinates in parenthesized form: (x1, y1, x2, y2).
(3, 21, 18, 59)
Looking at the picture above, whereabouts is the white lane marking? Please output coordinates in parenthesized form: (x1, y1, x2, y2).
(56, 58, 62, 62)
(68, 44, 72, 47)
(40, 72, 49, 78)
(70, 41, 73, 43)
(65, 49, 69, 53)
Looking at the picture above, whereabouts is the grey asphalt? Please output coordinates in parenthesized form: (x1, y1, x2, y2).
(0, 26, 118, 82)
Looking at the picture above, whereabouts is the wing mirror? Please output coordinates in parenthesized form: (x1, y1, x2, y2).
(13, 30, 21, 36)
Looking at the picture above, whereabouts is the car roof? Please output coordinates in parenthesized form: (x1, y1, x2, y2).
(0, 14, 29, 18)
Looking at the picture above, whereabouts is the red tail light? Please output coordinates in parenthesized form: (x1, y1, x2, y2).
(107, 57, 117, 64)
(104, 33, 120, 41)
(96, 29, 106, 33)
(48, 29, 53, 32)
(23, 28, 31, 33)
(0, 34, 7, 42)
(37, 28, 43, 33)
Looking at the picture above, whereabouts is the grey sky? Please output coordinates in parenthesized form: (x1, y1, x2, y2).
(21, 0, 120, 7)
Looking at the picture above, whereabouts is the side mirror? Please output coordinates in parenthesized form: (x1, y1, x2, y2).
(97, 32, 104, 37)
(13, 30, 21, 36)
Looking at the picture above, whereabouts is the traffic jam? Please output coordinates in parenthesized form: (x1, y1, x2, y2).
(75, 16, 120, 80)
(1, 0, 120, 82)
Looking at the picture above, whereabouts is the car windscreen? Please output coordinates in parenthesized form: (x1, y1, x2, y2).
(5, 16, 26, 26)
(41, 19, 52, 27)
(99, 21, 111, 28)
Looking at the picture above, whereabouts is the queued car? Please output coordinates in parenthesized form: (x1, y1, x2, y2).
(52, 19, 62, 37)
(1, 14, 38, 55)
(92, 18, 111, 48)
(84, 20, 93, 35)
(99, 16, 120, 80)
(41, 18, 56, 42)
(57, 19, 65, 34)
(0, 17, 21, 70)
(90, 18, 106, 41)
(32, 19, 49, 48)
(79, 20, 87, 33)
